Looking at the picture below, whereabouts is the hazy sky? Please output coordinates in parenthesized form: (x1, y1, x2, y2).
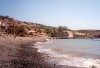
(0, 0, 100, 30)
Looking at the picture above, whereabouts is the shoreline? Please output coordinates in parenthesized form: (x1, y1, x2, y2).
(0, 36, 54, 68)
(33, 39, 82, 68)
(35, 39, 100, 68)
(0, 36, 81, 68)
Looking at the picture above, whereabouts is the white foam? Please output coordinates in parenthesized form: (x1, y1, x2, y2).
(45, 39, 53, 43)
(32, 42, 43, 48)
(36, 42, 42, 44)
(37, 47, 100, 68)
(32, 40, 100, 68)
(45, 39, 50, 41)
(57, 57, 100, 68)
(33, 45, 42, 49)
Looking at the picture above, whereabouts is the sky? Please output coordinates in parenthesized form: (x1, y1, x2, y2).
(0, 0, 100, 30)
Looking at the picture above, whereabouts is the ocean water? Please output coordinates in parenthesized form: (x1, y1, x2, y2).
(33, 39, 100, 68)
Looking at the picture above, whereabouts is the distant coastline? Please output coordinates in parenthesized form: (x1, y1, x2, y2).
(0, 15, 100, 39)
(0, 15, 100, 68)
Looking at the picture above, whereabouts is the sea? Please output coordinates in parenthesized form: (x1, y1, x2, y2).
(33, 39, 100, 68)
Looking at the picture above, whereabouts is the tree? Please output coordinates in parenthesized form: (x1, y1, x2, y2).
(18, 25, 30, 36)
(57, 26, 69, 38)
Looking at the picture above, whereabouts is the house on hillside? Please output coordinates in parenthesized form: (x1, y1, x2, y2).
(28, 28, 36, 35)
(0, 20, 9, 33)
(0, 19, 2, 25)
(39, 32, 47, 37)
(28, 28, 47, 37)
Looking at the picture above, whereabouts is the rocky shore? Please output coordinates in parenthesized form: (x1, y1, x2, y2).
(0, 36, 80, 68)
(0, 36, 54, 68)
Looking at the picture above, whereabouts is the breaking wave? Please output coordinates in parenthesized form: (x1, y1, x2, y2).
(33, 39, 100, 68)
(37, 48, 100, 68)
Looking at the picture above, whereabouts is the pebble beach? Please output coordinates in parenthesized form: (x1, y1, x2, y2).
(0, 36, 79, 68)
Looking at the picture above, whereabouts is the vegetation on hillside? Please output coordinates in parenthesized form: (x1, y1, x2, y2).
(1, 15, 99, 38)
(0, 15, 69, 37)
